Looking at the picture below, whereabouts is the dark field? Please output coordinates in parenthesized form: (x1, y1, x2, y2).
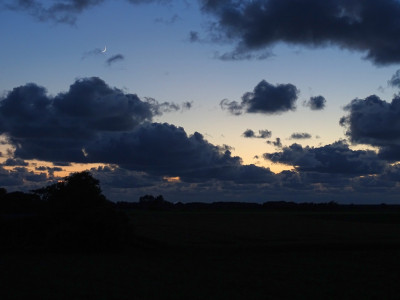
(2, 209, 400, 299)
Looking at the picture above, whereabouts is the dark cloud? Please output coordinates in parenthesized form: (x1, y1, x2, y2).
(376, 145, 400, 161)
(340, 94, 400, 160)
(266, 137, 282, 148)
(220, 99, 243, 115)
(215, 49, 273, 61)
(200, 0, 400, 65)
(4, 0, 170, 24)
(106, 54, 125, 66)
(90, 165, 161, 189)
(144, 97, 183, 115)
(305, 96, 326, 110)
(84, 122, 275, 183)
(220, 80, 299, 115)
(242, 129, 272, 139)
(90, 123, 274, 184)
(52, 162, 71, 166)
(2, 158, 29, 166)
(242, 129, 255, 138)
(259, 130, 272, 139)
(0, 77, 180, 163)
(290, 132, 312, 140)
(388, 69, 400, 88)
(0, 165, 50, 190)
(0, 79, 274, 186)
(264, 140, 386, 175)
(5, 0, 105, 24)
(181, 101, 193, 111)
(35, 166, 63, 177)
(189, 31, 200, 42)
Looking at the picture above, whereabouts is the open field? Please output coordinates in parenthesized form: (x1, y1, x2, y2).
(1, 209, 400, 299)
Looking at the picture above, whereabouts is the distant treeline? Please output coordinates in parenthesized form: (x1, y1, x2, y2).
(116, 195, 400, 212)
(2, 172, 400, 253)
(2, 188, 400, 216)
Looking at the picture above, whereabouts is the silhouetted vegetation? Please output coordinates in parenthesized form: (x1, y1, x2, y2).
(2, 172, 400, 255)
(0, 171, 131, 253)
(2, 178, 400, 298)
(116, 198, 400, 212)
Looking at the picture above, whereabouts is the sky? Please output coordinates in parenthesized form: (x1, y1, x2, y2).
(2, 0, 400, 203)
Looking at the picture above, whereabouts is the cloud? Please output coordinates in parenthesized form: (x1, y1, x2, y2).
(189, 31, 200, 42)
(106, 54, 125, 66)
(0, 78, 275, 186)
(90, 165, 161, 189)
(4, 0, 106, 24)
(0, 77, 181, 163)
(388, 69, 400, 88)
(266, 137, 282, 148)
(215, 49, 273, 61)
(259, 130, 272, 139)
(181, 101, 193, 111)
(4, 0, 171, 24)
(82, 47, 106, 59)
(340, 94, 400, 160)
(84, 122, 275, 183)
(290, 132, 312, 139)
(35, 166, 63, 177)
(144, 97, 187, 115)
(305, 96, 326, 110)
(242, 129, 256, 138)
(242, 129, 272, 139)
(87, 123, 276, 184)
(264, 140, 386, 175)
(200, 0, 400, 65)
(2, 158, 29, 166)
(220, 99, 243, 115)
(0, 165, 50, 190)
(220, 80, 299, 115)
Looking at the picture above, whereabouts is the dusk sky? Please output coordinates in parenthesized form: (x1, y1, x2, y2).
(2, 0, 400, 203)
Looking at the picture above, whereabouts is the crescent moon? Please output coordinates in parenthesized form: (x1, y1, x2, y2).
(101, 46, 107, 53)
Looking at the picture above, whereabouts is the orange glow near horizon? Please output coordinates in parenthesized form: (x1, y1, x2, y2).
(163, 176, 181, 183)
(1, 157, 108, 179)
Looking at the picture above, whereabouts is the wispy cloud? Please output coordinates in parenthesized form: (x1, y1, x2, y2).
(106, 54, 125, 66)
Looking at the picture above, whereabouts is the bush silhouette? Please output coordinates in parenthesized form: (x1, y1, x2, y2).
(139, 194, 173, 210)
(32, 171, 132, 252)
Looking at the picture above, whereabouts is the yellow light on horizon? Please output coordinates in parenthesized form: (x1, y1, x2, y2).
(163, 176, 181, 183)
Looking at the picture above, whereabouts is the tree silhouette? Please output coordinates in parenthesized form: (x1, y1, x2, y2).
(34, 171, 112, 216)
(139, 194, 173, 210)
(32, 171, 131, 252)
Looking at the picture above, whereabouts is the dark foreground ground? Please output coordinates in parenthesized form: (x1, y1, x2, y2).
(2, 209, 400, 299)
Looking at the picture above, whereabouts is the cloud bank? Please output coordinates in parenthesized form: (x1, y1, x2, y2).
(340, 94, 400, 161)
(0, 77, 184, 163)
(0, 77, 276, 188)
(264, 140, 386, 175)
(200, 0, 400, 65)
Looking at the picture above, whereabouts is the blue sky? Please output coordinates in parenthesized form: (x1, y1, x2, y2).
(2, 0, 400, 203)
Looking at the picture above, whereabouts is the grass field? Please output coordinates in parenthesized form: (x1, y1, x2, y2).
(1, 210, 400, 299)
